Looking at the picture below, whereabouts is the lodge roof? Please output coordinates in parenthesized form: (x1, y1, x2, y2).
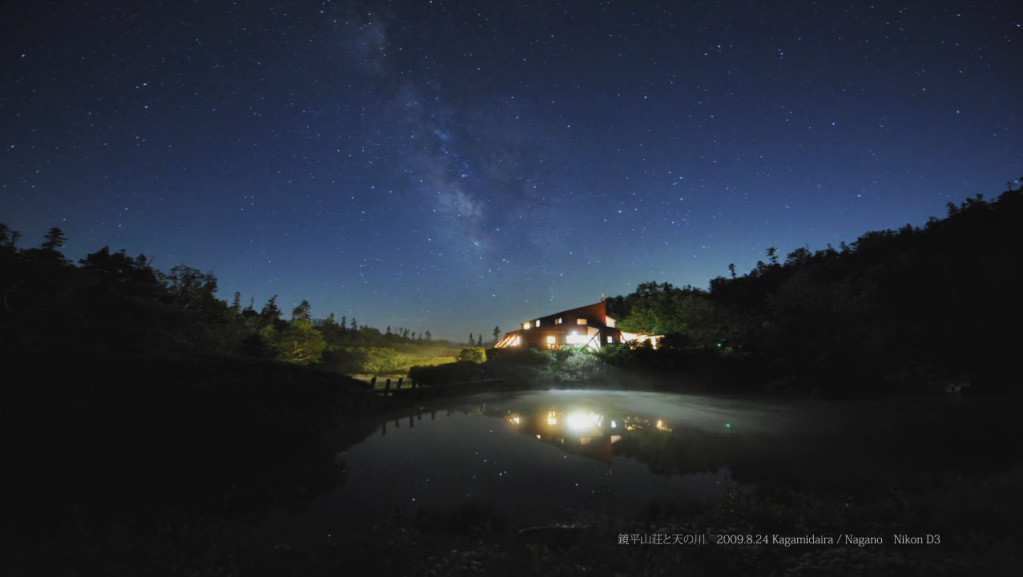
(522, 300, 610, 323)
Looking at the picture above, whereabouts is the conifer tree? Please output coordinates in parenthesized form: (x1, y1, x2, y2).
(42, 227, 67, 251)
(261, 295, 282, 322)
(291, 299, 312, 321)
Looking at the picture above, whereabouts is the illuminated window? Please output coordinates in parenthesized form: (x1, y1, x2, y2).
(523, 322, 531, 330)
(566, 332, 587, 345)
(546, 336, 556, 347)
(576, 318, 587, 325)
(555, 317, 563, 325)
(535, 319, 541, 327)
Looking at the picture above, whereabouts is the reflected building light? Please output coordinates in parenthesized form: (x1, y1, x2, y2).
(566, 411, 588, 432)
(547, 411, 558, 425)
(566, 411, 602, 433)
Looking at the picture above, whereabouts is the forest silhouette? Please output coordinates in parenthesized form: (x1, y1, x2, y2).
(3, 182, 1022, 399)
(605, 183, 1023, 395)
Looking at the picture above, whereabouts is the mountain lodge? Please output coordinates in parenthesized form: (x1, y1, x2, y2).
(494, 300, 660, 351)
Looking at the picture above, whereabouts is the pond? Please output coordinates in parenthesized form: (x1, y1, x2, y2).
(11, 388, 1019, 574)
(264, 388, 1015, 542)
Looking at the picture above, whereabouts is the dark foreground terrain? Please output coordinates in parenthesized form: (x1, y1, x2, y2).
(3, 352, 1021, 576)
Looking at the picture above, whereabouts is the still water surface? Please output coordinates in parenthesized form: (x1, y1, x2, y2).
(270, 388, 998, 538)
(319, 390, 743, 530)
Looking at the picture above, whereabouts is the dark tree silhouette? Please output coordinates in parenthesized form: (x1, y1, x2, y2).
(292, 299, 311, 321)
(42, 227, 67, 251)
(261, 295, 282, 322)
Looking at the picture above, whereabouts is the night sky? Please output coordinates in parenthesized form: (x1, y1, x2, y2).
(4, 1, 1021, 341)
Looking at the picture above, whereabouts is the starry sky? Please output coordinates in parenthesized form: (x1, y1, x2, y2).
(4, 1, 1021, 341)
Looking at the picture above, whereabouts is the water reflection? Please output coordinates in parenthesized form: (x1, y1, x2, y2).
(502, 408, 673, 465)
(292, 388, 1023, 544)
(312, 390, 744, 536)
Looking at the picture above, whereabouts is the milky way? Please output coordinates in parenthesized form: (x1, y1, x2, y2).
(3, 1, 1021, 340)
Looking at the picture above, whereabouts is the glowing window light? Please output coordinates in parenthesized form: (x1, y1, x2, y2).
(555, 317, 563, 324)
(523, 322, 531, 330)
(547, 336, 556, 345)
(535, 319, 541, 327)
(566, 331, 588, 345)
(576, 318, 587, 325)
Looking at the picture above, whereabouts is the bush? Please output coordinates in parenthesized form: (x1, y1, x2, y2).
(544, 346, 604, 382)
(458, 346, 487, 363)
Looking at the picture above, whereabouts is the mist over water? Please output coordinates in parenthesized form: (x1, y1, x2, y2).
(261, 389, 1016, 541)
